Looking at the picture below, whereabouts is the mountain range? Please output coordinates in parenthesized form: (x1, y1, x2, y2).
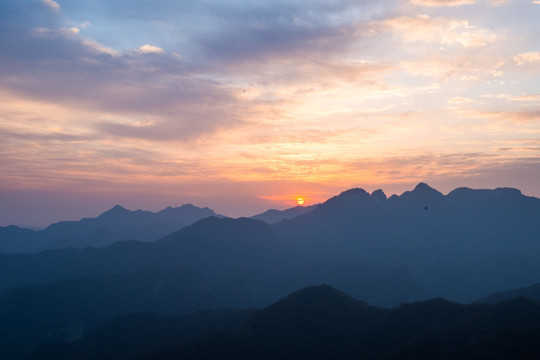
(2, 183, 540, 301)
(1, 183, 540, 358)
(0, 202, 318, 254)
(0, 204, 221, 253)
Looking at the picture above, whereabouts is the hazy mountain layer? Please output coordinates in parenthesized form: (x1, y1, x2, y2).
(250, 204, 318, 224)
(274, 183, 540, 301)
(477, 282, 540, 304)
(0, 204, 219, 253)
(1, 183, 540, 303)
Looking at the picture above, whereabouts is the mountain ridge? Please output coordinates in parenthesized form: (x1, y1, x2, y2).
(0, 204, 222, 253)
(250, 204, 318, 224)
(3, 182, 540, 303)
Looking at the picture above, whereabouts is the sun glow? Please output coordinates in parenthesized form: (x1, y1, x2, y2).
(297, 197, 305, 205)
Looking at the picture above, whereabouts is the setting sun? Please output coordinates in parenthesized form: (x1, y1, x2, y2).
(297, 198, 305, 206)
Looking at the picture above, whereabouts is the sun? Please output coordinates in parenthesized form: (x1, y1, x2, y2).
(296, 197, 305, 205)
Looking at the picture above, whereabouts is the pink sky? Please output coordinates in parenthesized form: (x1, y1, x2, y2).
(1, 0, 540, 226)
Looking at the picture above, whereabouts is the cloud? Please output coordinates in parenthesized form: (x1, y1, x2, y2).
(410, 0, 476, 6)
(80, 38, 119, 56)
(138, 44, 165, 54)
(188, 1, 385, 67)
(508, 94, 540, 102)
(0, 0, 395, 145)
(479, 93, 540, 104)
(448, 97, 474, 104)
(514, 52, 540, 66)
(60, 27, 80, 36)
(381, 15, 497, 47)
(454, 108, 540, 123)
(42, 0, 60, 10)
(0, 11, 259, 142)
(410, 0, 509, 5)
(400, 55, 504, 82)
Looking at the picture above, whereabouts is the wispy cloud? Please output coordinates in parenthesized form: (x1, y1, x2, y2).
(410, 0, 476, 7)
(138, 44, 165, 54)
(400, 55, 504, 81)
(42, 0, 60, 10)
(381, 14, 497, 47)
(448, 97, 474, 104)
(453, 108, 540, 123)
(514, 52, 540, 66)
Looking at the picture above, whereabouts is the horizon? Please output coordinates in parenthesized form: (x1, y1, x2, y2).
(1, 0, 540, 227)
(2, 181, 537, 228)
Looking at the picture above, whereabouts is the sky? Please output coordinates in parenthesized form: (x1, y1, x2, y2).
(1, 0, 540, 226)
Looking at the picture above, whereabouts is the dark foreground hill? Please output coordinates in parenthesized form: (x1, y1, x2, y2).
(30, 285, 540, 360)
(0, 266, 221, 359)
(0, 204, 220, 253)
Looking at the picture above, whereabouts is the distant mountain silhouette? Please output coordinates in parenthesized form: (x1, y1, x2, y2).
(477, 282, 540, 304)
(0, 216, 422, 308)
(2, 182, 540, 303)
(33, 285, 540, 360)
(0, 204, 221, 253)
(250, 204, 318, 224)
(2, 183, 540, 303)
(274, 183, 540, 302)
(0, 225, 41, 253)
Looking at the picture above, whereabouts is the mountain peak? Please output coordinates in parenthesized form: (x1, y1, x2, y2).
(255, 285, 364, 320)
(397, 183, 444, 204)
(337, 188, 370, 199)
(447, 186, 523, 200)
(413, 182, 435, 192)
(371, 189, 387, 202)
(410, 182, 443, 196)
(159, 204, 194, 213)
(248, 285, 376, 334)
(319, 188, 371, 209)
(101, 205, 128, 215)
(494, 187, 522, 196)
(282, 285, 355, 304)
